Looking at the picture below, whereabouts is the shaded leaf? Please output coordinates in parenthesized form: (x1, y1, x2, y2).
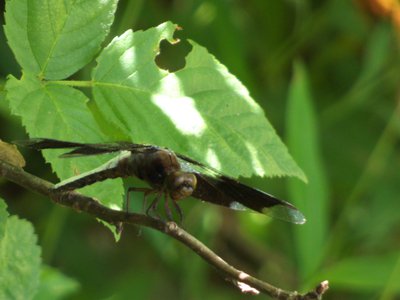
(0, 199, 8, 240)
(318, 254, 400, 293)
(0, 198, 41, 300)
(5, 73, 124, 208)
(286, 61, 329, 279)
(34, 265, 80, 300)
(358, 23, 392, 84)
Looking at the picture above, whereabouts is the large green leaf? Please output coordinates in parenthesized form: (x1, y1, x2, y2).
(5, 1, 305, 215)
(6, 73, 124, 208)
(0, 198, 41, 300)
(286, 61, 329, 279)
(92, 22, 305, 180)
(4, 0, 118, 79)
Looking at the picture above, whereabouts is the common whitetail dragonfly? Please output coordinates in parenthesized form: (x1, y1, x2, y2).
(18, 138, 306, 224)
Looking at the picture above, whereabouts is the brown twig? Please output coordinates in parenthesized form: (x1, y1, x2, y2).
(0, 159, 328, 299)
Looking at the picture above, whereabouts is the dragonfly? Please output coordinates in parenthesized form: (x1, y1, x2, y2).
(18, 138, 306, 224)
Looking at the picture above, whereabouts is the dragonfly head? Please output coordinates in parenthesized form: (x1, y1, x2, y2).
(167, 171, 197, 200)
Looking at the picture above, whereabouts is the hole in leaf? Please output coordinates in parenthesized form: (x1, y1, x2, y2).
(155, 36, 191, 72)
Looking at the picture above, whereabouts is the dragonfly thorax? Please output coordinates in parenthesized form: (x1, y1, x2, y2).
(127, 149, 183, 188)
(123, 149, 197, 200)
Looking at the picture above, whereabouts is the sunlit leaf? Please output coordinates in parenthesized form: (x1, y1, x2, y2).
(92, 21, 305, 180)
(4, 0, 118, 79)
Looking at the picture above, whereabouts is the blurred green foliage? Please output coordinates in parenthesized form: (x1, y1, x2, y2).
(1, 0, 400, 299)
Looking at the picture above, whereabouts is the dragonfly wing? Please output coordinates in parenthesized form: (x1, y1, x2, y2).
(178, 156, 306, 224)
(15, 138, 86, 150)
(192, 173, 306, 224)
(59, 142, 156, 157)
(15, 138, 158, 157)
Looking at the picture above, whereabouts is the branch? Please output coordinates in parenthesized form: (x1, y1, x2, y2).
(0, 159, 328, 299)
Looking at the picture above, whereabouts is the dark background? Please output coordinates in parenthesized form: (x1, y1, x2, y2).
(1, 1, 400, 299)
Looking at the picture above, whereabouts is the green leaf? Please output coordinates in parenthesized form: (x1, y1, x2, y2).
(92, 21, 305, 180)
(34, 265, 80, 300)
(0, 198, 41, 300)
(286, 61, 329, 279)
(4, 0, 118, 79)
(0, 199, 9, 240)
(5, 10, 305, 218)
(5, 73, 124, 208)
(317, 254, 400, 293)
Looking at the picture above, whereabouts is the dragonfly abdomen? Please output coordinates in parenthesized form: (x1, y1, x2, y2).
(53, 166, 123, 192)
(53, 152, 132, 192)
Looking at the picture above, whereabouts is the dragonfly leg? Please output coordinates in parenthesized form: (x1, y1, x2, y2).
(164, 194, 174, 221)
(125, 187, 153, 212)
(142, 189, 157, 214)
(172, 199, 183, 223)
(146, 192, 163, 219)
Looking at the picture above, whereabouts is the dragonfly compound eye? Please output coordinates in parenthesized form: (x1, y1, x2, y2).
(168, 172, 197, 200)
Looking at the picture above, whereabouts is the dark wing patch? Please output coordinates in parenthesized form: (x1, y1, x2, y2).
(15, 138, 159, 157)
(15, 138, 85, 150)
(178, 156, 306, 224)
